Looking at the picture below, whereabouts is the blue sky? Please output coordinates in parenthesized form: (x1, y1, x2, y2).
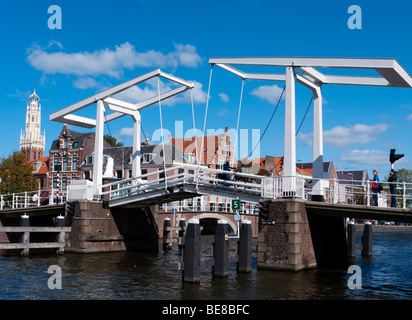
(1, 0, 412, 176)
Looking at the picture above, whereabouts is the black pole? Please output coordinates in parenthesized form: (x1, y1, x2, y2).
(362, 223, 372, 256)
(213, 220, 229, 277)
(347, 222, 356, 258)
(183, 219, 201, 282)
(238, 220, 252, 272)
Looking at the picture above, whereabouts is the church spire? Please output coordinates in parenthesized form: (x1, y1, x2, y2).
(20, 88, 46, 161)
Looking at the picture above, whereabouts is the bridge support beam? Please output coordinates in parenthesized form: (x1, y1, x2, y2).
(311, 86, 325, 201)
(283, 67, 296, 197)
(92, 100, 105, 197)
(131, 110, 142, 178)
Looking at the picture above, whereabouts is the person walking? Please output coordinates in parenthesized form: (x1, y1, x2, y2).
(388, 169, 398, 208)
(372, 170, 380, 206)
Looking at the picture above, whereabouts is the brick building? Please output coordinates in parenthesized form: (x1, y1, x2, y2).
(49, 124, 111, 193)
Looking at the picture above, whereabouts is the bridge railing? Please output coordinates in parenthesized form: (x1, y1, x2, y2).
(158, 195, 259, 215)
(0, 189, 68, 210)
(101, 162, 268, 201)
(322, 178, 412, 208)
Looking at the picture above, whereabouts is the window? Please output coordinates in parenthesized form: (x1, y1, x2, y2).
(142, 153, 155, 163)
(63, 140, 67, 149)
(53, 177, 58, 189)
(184, 153, 195, 163)
(141, 169, 147, 180)
(115, 170, 123, 179)
(54, 158, 61, 172)
(63, 157, 68, 171)
(216, 158, 224, 170)
(62, 177, 67, 190)
(86, 155, 93, 165)
(72, 157, 78, 170)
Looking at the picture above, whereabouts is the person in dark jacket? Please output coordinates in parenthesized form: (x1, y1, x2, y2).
(388, 169, 398, 208)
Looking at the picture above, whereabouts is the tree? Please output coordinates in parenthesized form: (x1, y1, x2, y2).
(0, 151, 37, 194)
(395, 168, 412, 208)
(104, 135, 124, 147)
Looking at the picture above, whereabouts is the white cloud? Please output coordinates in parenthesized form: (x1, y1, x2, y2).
(116, 127, 134, 137)
(339, 149, 388, 165)
(73, 77, 100, 89)
(250, 84, 284, 104)
(407, 113, 412, 120)
(217, 108, 230, 117)
(113, 79, 207, 107)
(174, 44, 202, 68)
(218, 93, 229, 102)
(27, 42, 202, 78)
(298, 123, 389, 147)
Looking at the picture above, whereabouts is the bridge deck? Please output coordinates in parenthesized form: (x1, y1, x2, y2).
(305, 201, 412, 223)
(108, 182, 262, 208)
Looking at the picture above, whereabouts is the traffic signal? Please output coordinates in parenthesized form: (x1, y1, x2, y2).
(259, 201, 270, 220)
(390, 149, 404, 165)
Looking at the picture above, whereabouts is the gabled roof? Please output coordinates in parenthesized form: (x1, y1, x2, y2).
(337, 170, 369, 186)
(169, 130, 231, 164)
(50, 128, 95, 150)
(81, 143, 187, 168)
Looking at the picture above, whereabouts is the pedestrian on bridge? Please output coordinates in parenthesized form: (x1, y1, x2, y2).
(388, 169, 398, 208)
(372, 170, 380, 206)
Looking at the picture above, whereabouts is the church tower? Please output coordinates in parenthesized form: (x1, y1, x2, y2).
(20, 89, 46, 161)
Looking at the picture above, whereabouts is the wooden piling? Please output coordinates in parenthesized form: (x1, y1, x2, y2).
(183, 219, 201, 282)
(213, 220, 229, 277)
(362, 223, 373, 256)
(347, 222, 356, 258)
(238, 220, 252, 272)
(163, 218, 172, 250)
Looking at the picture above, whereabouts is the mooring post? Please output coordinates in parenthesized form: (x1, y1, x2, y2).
(178, 218, 186, 238)
(347, 222, 356, 258)
(213, 220, 229, 277)
(178, 218, 186, 247)
(238, 220, 252, 272)
(163, 217, 172, 250)
(19, 214, 30, 256)
(55, 215, 65, 255)
(183, 219, 201, 282)
(362, 223, 372, 256)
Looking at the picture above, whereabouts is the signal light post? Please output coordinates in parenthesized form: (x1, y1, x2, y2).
(390, 149, 404, 169)
(259, 201, 269, 220)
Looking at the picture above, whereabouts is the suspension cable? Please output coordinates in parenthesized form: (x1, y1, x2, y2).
(296, 95, 314, 136)
(157, 76, 168, 189)
(232, 78, 245, 166)
(190, 89, 199, 165)
(248, 84, 286, 158)
(199, 64, 214, 165)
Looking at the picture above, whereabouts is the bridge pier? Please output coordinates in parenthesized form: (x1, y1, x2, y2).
(258, 198, 353, 271)
(258, 199, 317, 271)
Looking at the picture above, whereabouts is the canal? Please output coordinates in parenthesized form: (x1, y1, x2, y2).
(0, 232, 411, 300)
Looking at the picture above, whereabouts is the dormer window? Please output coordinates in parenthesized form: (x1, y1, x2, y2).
(184, 153, 195, 163)
(142, 153, 155, 163)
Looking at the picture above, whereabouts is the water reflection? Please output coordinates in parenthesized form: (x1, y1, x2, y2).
(1, 233, 411, 300)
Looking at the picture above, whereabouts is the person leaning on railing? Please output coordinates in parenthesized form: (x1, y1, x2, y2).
(388, 169, 398, 208)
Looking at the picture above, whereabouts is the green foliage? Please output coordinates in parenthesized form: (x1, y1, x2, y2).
(104, 135, 124, 147)
(0, 151, 37, 194)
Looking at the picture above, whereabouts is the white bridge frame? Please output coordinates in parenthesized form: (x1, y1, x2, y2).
(50, 69, 194, 197)
(209, 57, 412, 198)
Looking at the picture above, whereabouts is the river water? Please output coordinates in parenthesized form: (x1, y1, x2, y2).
(0, 232, 411, 300)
